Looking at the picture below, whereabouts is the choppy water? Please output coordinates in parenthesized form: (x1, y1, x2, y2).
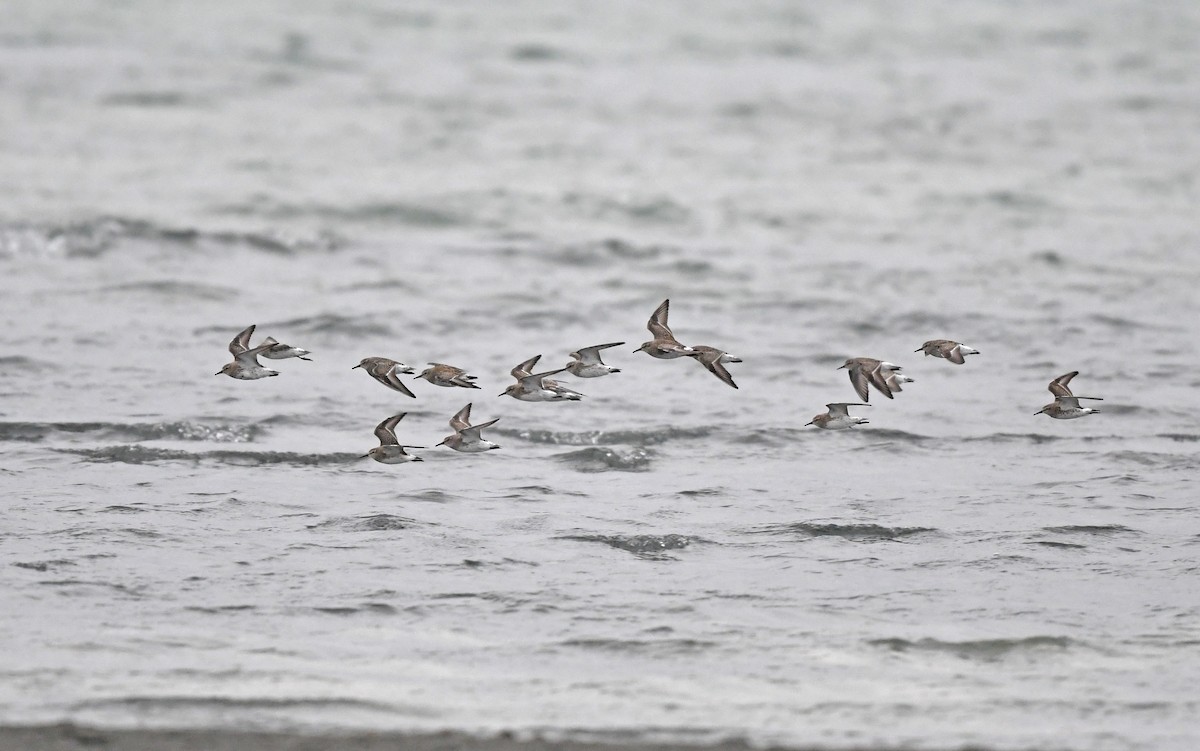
(3, 2, 1200, 750)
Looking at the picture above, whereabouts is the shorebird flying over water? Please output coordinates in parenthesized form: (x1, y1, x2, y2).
(438, 403, 501, 452)
(806, 402, 871, 430)
(507, 354, 583, 400)
(690, 345, 741, 389)
(839, 357, 904, 401)
(363, 413, 423, 464)
(635, 299, 697, 359)
(353, 357, 416, 398)
(215, 325, 279, 380)
(416, 363, 481, 389)
(258, 336, 313, 361)
(566, 342, 624, 378)
(915, 339, 980, 365)
(1036, 371, 1102, 419)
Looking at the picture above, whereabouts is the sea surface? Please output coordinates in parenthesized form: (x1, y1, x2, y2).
(2, 2, 1199, 750)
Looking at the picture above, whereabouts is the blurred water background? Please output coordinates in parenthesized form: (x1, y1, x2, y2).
(2, 2, 1199, 749)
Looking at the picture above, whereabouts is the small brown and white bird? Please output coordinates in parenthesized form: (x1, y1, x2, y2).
(437, 403, 501, 452)
(352, 357, 417, 398)
(806, 403, 871, 430)
(415, 363, 481, 389)
(215, 325, 279, 380)
(838, 357, 904, 401)
(1035, 371, 1102, 419)
(690, 345, 741, 389)
(565, 342, 624, 378)
(634, 299, 697, 359)
(915, 339, 980, 365)
(363, 413, 424, 464)
(507, 355, 583, 400)
(258, 336, 313, 361)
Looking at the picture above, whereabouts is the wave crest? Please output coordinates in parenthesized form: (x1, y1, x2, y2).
(1, 421, 263, 444)
(64, 446, 358, 466)
(508, 426, 709, 446)
(561, 533, 694, 557)
(757, 522, 937, 541)
(0, 217, 340, 259)
(869, 635, 1074, 659)
(553, 447, 652, 472)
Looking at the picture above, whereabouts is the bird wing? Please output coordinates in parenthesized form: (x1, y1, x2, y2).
(647, 299, 675, 340)
(546, 380, 585, 398)
(511, 355, 542, 379)
(229, 325, 255, 356)
(233, 342, 273, 366)
(449, 403, 474, 431)
(373, 413, 406, 445)
(826, 402, 869, 416)
(846, 365, 871, 401)
(1049, 371, 1079, 398)
(375, 367, 416, 398)
(572, 342, 624, 364)
(866, 363, 895, 400)
(695, 349, 738, 389)
(944, 344, 966, 364)
(519, 367, 568, 387)
(460, 417, 499, 442)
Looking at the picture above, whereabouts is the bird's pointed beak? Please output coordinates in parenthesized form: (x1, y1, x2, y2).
(351, 364, 360, 369)
(913, 348, 922, 352)
(837, 364, 847, 369)
(804, 421, 814, 426)
(360, 454, 370, 459)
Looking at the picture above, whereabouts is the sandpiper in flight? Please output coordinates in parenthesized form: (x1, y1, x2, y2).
(353, 357, 417, 398)
(363, 412, 424, 463)
(806, 403, 871, 430)
(565, 342, 625, 378)
(839, 357, 904, 401)
(915, 339, 980, 365)
(634, 299, 697, 359)
(416, 363, 481, 389)
(507, 355, 584, 400)
(215, 325, 279, 380)
(1035, 371, 1102, 419)
(437, 403, 501, 452)
(689, 345, 741, 389)
(258, 336, 313, 361)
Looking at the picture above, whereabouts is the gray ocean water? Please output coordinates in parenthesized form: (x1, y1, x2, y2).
(3, 2, 1199, 749)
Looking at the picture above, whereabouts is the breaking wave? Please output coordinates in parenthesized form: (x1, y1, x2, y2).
(0, 420, 263, 444)
(869, 635, 1076, 659)
(756, 523, 938, 541)
(552, 447, 653, 472)
(63, 446, 358, 466)
(559, 533, 695, 557)
(507, 426, 709, 446)
(0, 217, 340, 259)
